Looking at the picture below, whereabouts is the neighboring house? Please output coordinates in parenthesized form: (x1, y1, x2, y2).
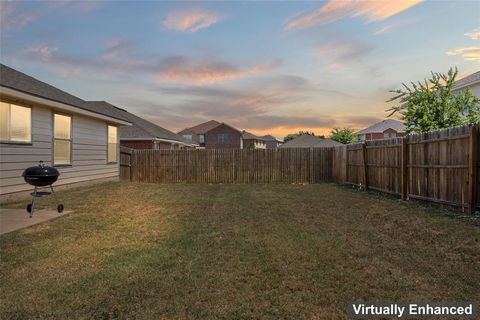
(0, 64, 131, 196)
(357, 119, 405, 141)
(261, 135, 283, 149)
(87, 102, 194, 150)
(178, 120, 243, 149)
(242, 131, 266, 149)
(452, 71, 480, 98)
(279, 134, 343, 148)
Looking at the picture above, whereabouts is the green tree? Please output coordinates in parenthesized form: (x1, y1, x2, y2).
(329, 127, 357, 144)
(387, 68, 480, 133)
(283, 131, 315, 142)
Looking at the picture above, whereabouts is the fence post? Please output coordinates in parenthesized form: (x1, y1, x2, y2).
(362, 143, 368, 190)
(400, 137, 408, 200)
(309, 148, 314, 184)
(468, 125, 478, 214)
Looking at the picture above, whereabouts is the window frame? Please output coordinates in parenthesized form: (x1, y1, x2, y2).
(107, 125, 118, 164)
(52, 113, 73, 167)
(199, 134, 205, 144)
(217, 133, 228, 144)
(0, 102, 32, 145)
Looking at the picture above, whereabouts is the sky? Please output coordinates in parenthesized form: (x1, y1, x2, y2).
(0, 0, 479, 139)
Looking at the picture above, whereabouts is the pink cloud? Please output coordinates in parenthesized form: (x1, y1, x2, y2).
(163, 8, 223, 32)
(284, 0, 423, 31)
(156, 58, 282, 85)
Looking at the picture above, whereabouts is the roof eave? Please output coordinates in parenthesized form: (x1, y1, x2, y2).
(452, 81, 480, 91)
(0, 86, 131, 126)
(121, 137, 196, 146)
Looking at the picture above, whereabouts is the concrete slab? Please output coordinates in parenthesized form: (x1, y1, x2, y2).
(0, 208, 70, 235)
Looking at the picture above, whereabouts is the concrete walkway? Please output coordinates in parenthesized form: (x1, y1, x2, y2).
(0, 208, 70, 235)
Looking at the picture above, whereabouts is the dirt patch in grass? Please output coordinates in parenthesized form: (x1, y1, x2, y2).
(1, 182, 479, 319)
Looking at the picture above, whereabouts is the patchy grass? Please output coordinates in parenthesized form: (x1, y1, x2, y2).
(1, 182, 479, 319)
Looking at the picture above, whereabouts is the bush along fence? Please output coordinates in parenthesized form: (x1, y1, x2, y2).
(120, 124, 479, 214)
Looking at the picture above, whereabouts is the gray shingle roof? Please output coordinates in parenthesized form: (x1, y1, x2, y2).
(242, 131, 265, 140)
(178, 120, 221, 135)
(0, 64, 129, 122)
(279, 135, 343, 148)
(357, 119, 405, 135)
(453, 71, 480, 91)
(89, 101, 189, 144)
(261, 134, 281, 142)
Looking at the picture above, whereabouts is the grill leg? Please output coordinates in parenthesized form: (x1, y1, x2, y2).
(29, 186, 37, 218)
(50, 185, 59, 207)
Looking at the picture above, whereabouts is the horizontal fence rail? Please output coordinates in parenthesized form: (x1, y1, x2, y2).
(343, 124, 479, 214)
(120, 124, 479, 214)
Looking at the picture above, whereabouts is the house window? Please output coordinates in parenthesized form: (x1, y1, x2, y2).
(183, 134, 192, 142)
(108, 125, 117, 163)
(384, 132, 391, 139)
(217, 133, 228, 144)
(53, 114, 72, 165)
(0, 102, 31, 143)
(199, 134, 205, 144)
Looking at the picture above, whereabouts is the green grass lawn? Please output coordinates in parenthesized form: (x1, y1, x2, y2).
(1, 182, 479, 319)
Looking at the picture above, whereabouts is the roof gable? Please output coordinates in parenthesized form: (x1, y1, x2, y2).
(179, 120, 241, 135)
(261, 134, 281, 142)
(95, 102, 189, 143)
(357, 119, 405, 135)
(0, 64, 129, 122)
(242, 131, 265, 140)
(453, 71, 480, 91)
(279, 135, 342, 148)
(179, 120, 221, 134)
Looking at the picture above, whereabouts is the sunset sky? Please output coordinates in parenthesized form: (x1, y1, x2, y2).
(1, 0, 479, 139)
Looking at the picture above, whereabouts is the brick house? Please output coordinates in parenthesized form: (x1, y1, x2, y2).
(178, 120, 242, 149)
(88, 102, 194, 150)
(357, 119, 405, 141)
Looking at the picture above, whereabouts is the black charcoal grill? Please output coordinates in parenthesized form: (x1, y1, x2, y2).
(22, 161, 64, 217)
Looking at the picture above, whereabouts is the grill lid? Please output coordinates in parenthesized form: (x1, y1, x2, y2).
(22, 161, 60, 178)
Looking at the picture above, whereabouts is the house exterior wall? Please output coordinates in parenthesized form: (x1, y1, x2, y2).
(204, 124, 242, 149)
(178, 129, 199, 145)
(265, 141, 282, 149)
(360, 128, 405, 141)
(120, 140, 187, 150)
(121, 140, 154, 149)
(243, 138, 266, 149)
(453, 82, 480, 99)
(0, 99, 120, 195)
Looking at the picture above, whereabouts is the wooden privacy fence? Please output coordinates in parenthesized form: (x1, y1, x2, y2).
(120, 146, 132, 181)
(120, 124, 479, 214)
(345, 124, 479, 214)
(127, 148, 336, 184)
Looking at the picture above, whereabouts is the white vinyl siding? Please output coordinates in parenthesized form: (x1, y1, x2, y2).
(0, 103, 120, 195)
